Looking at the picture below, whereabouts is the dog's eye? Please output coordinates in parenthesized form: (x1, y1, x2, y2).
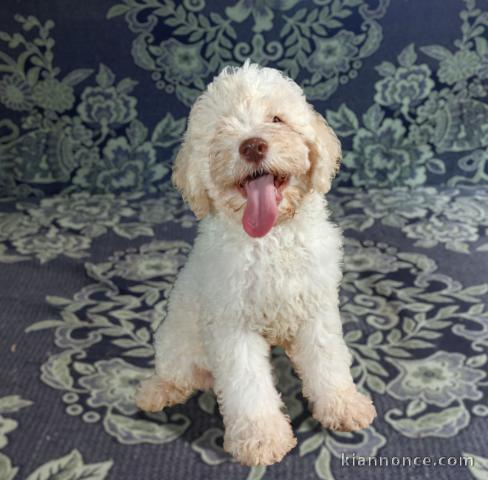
(272, 116, 283, 123)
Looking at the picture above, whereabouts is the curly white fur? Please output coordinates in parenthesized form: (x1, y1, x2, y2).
(136, 62, 376, 466)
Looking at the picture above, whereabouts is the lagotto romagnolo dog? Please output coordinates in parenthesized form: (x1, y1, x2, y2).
(136, 62, 376, 466)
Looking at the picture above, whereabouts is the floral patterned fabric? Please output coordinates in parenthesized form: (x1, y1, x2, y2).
(1, 0, 487, 196)
(1, 1, 487, 480)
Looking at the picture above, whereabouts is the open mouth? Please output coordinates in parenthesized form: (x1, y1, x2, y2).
(236, 172, 289, 200)
(235, 171, 290, 238)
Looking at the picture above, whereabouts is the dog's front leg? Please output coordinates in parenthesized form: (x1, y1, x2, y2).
(289, 309, 376, 432)
(205, 324, 296, 466)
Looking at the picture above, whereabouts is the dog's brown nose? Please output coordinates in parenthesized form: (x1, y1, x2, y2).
(239, 137, 268, 163)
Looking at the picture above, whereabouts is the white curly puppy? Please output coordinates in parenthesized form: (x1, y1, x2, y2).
(137, 62, 376, 466)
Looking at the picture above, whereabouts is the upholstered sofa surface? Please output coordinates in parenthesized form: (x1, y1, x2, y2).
(1, 1, 487, 479)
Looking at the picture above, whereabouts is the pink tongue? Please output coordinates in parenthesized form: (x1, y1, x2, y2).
(242, 174, 278, 238)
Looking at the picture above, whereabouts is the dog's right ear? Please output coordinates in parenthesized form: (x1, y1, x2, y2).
(172, 139, 210, 219)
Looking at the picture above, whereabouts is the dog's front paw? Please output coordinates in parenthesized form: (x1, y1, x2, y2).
(224, 414, 297, 466)
(136, 375, 191, 412)
(313, 385, 376, 432)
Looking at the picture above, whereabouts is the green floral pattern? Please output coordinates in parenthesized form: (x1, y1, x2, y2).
(18, 233, 487, 478)
(0, 188, 194, 262)
(0, 75, 35, 111)
(327, 1, 488, 187)
(0, 1, 487, 196)
(0, 17, 186, 198)
(26, 240, 193, 445)
(0, 395, 113, 480)
(1, 184, 486, 477)
(107, 0, 388, 106)
(386, 352, 485, 407)
(1, 1, 487, 479)
(330, 186, 488, 254)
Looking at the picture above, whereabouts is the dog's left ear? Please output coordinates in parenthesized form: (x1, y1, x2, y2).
(308, 110, 342, 194)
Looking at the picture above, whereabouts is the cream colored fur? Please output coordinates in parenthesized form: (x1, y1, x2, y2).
(136, 62, 376, 466)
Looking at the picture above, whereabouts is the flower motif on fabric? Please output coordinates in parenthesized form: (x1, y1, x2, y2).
(344, 118, 432, 187)
(78, 84, 137, 129)
(112, 249, 187, 281)
(74, 136, 162, 194)
(375, 64, 434, 110)
(79, 359, 150, 415)
(12, 230, 92, 263)
(403, 217, 479, 251)
(0, 75, 34, 111)
(32, 77, 75, 112)
(153, 39, 209, 85)
(27, 193, 135, 232)
(306, 30, 358, 78)
(387, 352, 485, 407)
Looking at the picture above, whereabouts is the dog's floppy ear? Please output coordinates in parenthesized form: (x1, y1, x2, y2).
(172, 139, 210, 219)
(308, 110, 342, 194)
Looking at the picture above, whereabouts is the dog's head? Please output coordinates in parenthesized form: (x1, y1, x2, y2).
(173, 62, 341, 237)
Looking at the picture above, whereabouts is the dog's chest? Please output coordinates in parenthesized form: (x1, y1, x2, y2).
(237, 238, 317, 341)
(196, 207, 341, 343)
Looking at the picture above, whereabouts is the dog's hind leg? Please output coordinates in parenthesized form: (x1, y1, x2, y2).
(136, 283, 211, 412)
